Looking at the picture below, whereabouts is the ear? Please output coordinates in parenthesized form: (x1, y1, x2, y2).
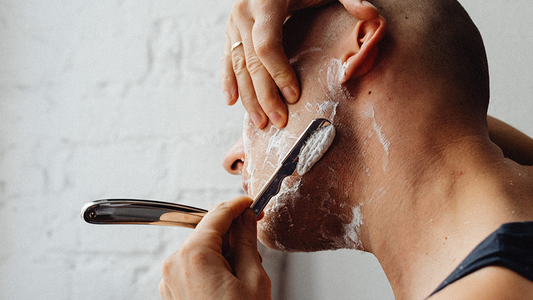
(340, 16, 387, 83)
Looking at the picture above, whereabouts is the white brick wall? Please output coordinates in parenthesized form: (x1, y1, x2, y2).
(1, 0, 244, 298)
(1, 0, 531, 299)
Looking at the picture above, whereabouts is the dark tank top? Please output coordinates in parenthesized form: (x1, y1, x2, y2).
(430, 222, 533, 297)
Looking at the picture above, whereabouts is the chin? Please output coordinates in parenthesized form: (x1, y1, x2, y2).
(257, 217, 316, 252)
(256, 199, 359, 253)
(254, 176, 318, 252)
(254, 169, 363, 252)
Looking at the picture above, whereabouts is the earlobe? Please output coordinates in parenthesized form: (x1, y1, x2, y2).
(341, 16, 387, 83)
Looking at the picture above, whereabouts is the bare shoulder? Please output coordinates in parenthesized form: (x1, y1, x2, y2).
(428, 266, 533, 300)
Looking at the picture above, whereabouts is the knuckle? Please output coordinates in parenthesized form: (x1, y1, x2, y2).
(270, 69, 293, 85)
(161, 256, 175, 279)
(226, 13, 235, 25)
(245, 55, 264, 76)
(251, 268, 272, 289)
(221, 55, 230, 65)
(221, 47, 231, 59)
(221, 57, 234, 76)
(234, 237, 256, 250)
(212, 200, 230, 211)
(231, 0, 248, 19)
(213, 200, 238, 216)
(188, 249, 211, 267)
(220, 73, 232, 84)
(254, 38, 276, 58)
(210, 201, 234, 218)
(252, 24, 280, 56)
(232, 55, 247, 76)
(162, 246, 212, 278)
(256, 89, 282, 107)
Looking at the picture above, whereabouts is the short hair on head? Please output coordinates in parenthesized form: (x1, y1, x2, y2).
(285, 0, 489, 117)
(319, 4, 359, 48)
(376, 0, 489, 112)
(283, 3, 358, 52)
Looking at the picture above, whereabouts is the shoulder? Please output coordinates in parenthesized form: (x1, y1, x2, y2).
(428, 266, 533, 300)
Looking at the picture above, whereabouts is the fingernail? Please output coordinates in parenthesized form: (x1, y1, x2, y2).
(251, 112, 263, 128)
(242, 208, 256, 229)
(282, 86, 297, 103)
(362, 1, 377, 9)
(224, 91, 233, 105)
(270, 111, 284, 128)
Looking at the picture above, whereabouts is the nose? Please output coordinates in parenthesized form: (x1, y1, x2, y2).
(223, 136, 245, 175)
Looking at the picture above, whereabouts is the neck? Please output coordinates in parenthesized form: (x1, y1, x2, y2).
(342, 86, 533, 299)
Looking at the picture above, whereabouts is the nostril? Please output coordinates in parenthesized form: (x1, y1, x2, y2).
(231, 159, 244, 172)
(223, 137, 245, 174)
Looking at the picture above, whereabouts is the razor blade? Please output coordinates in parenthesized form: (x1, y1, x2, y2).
(249, 118, 332, 216)
(80, 118, 333, 228)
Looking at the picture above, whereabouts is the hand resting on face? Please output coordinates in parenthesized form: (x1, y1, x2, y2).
(221, 0, 379, 129)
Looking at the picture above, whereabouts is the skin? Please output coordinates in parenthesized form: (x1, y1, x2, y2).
(231, 2, 533, 299)
(159, 197, 272, 299)
(226, 7, 388, 252)
(162, 1, 533, 299)
(222, 0, 379, 129)
(222, 0, 533, 168)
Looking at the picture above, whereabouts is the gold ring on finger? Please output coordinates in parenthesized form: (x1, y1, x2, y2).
(231, 41, 243, 52)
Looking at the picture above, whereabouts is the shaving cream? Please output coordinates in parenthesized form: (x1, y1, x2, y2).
(296, 124, 336, 176)
(343, 205, 363, 249)
(252, 57, 368, 251)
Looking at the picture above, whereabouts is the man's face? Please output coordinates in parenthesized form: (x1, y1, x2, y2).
(240, 93, 338, 199)
(224, 60, 362, 251)
(223, 7, 363, 251)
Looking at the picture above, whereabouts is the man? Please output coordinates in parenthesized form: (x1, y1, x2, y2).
(160, 1, 533, 299)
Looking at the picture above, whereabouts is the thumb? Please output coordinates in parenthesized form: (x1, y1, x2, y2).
(229, 208, 264, 280)
(339, 0, 380, 21)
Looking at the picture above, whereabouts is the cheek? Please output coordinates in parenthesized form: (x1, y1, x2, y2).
(242, 119, 299, 197)
(264, 127, 299, 168)
(242, 114, 262, 196)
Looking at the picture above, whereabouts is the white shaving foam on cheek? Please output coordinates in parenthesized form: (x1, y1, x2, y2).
(242, 114, 300, 196)
(258, 58, 363, 251)
(265, 126, 298, 166)
(242, 115, 253, 173)
(296, 124, 335, 176)
(318, 58, 351, 103)
(242, 113, 264, 195)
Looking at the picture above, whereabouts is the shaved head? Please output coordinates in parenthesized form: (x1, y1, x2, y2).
(288, 0, 488, 114)
(375, 0, 489, 111)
